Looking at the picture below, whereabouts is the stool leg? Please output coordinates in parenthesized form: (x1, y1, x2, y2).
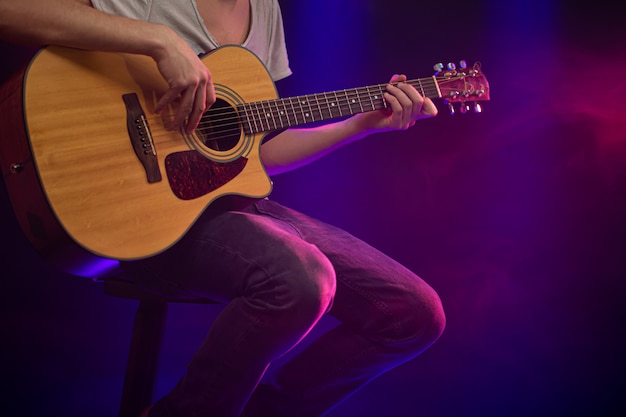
(118, 300, 168, 417)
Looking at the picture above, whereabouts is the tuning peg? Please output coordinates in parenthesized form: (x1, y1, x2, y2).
(433, 63, 444, 74)
(447, 102, 455, 116)
(473, 103, 482, 113)
(459, 102, 470, 114)
(447, 62, 456, 70)
(459, 60, 467, 69)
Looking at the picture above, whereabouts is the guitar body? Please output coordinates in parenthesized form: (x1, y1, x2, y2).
(8, 45, 275, 265)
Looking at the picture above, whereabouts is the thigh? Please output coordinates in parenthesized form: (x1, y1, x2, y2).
(121, 203, 331, 302)
(253, 199, 443, 342)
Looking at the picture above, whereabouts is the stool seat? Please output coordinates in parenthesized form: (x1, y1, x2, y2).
(103, 276, 216, 304)
(101, 273, 219, 417)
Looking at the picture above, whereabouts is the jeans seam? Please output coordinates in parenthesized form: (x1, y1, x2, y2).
(253, 203, 306, 240)
(188, 236, 279, 291)
(336, 273, 401, 344)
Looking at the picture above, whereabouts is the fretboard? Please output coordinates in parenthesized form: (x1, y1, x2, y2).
(238, 77, 440, 135)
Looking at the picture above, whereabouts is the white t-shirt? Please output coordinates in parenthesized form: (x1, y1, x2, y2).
(90, 0, 292, 81)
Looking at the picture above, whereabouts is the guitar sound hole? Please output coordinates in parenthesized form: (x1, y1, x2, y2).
(196, 99, 241, 152)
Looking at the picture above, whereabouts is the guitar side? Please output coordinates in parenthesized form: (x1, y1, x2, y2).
(21, 45, 275, 262)
(0, 48, 100, 276)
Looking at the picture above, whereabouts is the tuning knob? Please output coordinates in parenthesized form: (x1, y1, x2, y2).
(447, 102, 455, 115)
(473, 103, 482, 113)
(459, 60, 467, 69)
(433, 63, 444, 74)
(447, 62, 456, 70)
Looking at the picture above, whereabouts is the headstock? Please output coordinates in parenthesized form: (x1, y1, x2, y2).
(434, 61, 490, 115)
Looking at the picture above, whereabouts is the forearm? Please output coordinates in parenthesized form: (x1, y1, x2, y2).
(261, 75, 439, 176)
(0, 0, 214, 133)
(0, 0, 174, 59)
(260, 116, 371, 176)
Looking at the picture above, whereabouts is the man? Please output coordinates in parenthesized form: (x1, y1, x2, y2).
(0, 1, 446, 416)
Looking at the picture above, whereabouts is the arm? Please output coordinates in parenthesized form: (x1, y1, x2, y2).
(260, 74, 438, 176)
(0, 0, 214, 133)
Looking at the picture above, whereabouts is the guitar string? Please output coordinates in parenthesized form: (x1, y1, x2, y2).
(158, 78, 443, 130)
(145, 87, 445, 143)
(149, 76, 462, 133)
(189, 82, 443, 132)
(143, 77, 478, 144)
(183, 75, 476, 132)
(147, 89, 440, 140)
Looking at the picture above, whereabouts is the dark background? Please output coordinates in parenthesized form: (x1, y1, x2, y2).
(2, 1, 626, 416)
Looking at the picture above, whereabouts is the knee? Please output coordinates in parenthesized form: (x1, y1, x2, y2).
(255, 243, 337, 324)
(414, 288, 446, 348)
(388, 284, 446, 354)
(285, 245, 337, 318)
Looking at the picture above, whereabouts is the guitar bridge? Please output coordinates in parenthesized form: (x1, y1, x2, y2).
(122, 93, 162, 183)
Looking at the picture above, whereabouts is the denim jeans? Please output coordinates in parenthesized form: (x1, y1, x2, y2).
(124, 199, 445, 417)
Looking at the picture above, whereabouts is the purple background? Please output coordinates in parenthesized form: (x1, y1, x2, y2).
(2, 1, 626, 416)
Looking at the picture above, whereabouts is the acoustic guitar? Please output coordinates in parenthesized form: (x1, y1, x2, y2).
(0, 45, 489, 275)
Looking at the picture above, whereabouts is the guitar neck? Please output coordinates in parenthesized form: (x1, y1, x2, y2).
(239, 77, 440, 134)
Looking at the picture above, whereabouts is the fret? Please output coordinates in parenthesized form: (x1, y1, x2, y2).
(258, 101, 272, 131)
(430, 76, 442, 99)
(249, 103, 260, 134)
(332, 91, 343, 117)
(246, 102, 255, 133)
(240, 104, 253, 135)
(259, 101, 272, 132)
(322, 92, 333, 119)
(329, 91, 338, 117)
(365, 86, 376, 111)
(431, 77, 439, 98)
(338, 94, 347, 116)
(287, 97, 302, 126)
(299, 96, 315, 123)
(312, 93, 325, 122)
(416, 78, 425, 97)
(279, 98, 292, 127)
(269, 99, 284, 129)
(345, 88, 360, 115)
(253, 102, 266, 132)
(266, 100, 278, 131)
(378, 84, 387, 110)
(279, 99, 290, 127)
(295, 96, 305, 124)
(356, 88, 365, 113)
(254, 101, 263, 132)
(260, 102, 270, 131)
(341, 90, 349, 115)
(353, 89, 362, 114)
(302, 95, 319, 124)
(265, 100, 276, 129)
(273, 99, 283, 127)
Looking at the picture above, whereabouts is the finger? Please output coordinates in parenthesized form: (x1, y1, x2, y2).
(421, 97, 438, 117)
(173, 87, 197, 131)
(185, 85, 206, 134)
(155, 87, 183, 116)
(395, 82, 425, 121)
(386, 83, 415, 128)
(205, 76, 216, 108)
(185, 72, 216, 134)
(388, 74, 413, 127)
(389, 73, 407, 83)
(383, 91, 405, 128)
